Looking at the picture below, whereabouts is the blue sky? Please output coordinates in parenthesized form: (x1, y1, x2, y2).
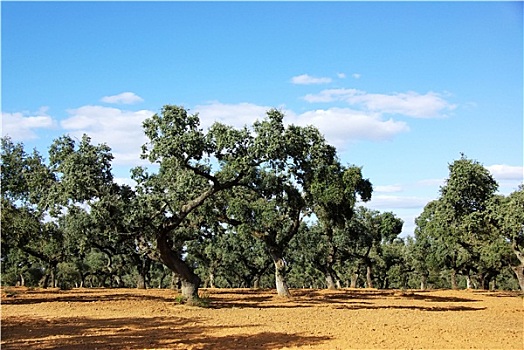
(2, 1, 523, 236)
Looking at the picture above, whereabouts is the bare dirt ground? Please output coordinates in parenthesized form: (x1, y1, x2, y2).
(1, 287, 522, 350)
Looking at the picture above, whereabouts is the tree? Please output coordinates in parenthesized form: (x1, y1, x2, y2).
(339, 207, 403, 288)
(309, 164, 372, 289)
(410, 200, 443, 289)
(426, 155, 498, 289)
(489, 186, 524, 291)
(134, 106, 300, 301)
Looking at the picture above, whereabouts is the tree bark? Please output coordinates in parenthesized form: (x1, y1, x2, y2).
(136, 257, 150, 289)
(350, 272, 359, 288)
(325, 267, 338, 290)
(253, 275, 261, 289)
(208, 271, 215, 288)
(137, 274, 147, 289)
(466, 274, 472, 289)
(366, 264, 373, 288)
(511, 265, 524, 292)
(420, 274, 428, 290)
(450, 269, 458, 290)
(511, 243, 524, 292)
(267, 247, 291, 297)
(158, 232, 201, 301)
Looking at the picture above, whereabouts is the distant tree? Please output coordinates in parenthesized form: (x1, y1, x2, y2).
(488, 186, 524, 291)
(309, 164, 372, 289)
(419, 156, 499, 289)
(340, 207, 403, 288)
(408, 201, 444, 289)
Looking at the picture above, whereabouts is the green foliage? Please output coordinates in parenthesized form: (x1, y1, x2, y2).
(2, 115, 522, 294)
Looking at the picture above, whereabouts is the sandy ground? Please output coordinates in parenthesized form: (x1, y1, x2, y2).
(1, 287, 522, 349)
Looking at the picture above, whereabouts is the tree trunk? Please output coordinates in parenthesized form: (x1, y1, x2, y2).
(350, 272, 359, 288)
(325, 268, 337, 290)
(324, 242, 337, 290)
(253, 275, 260, 289)
(136, 258, 150, 289)
(137, 274, 147, 289)
(366, 264, 373, 288)
(158, 232, 201, 301)
(19, 273, 25, 287)
(267, 247, 291, 297)
(171, 272, 181, 290)
(450, 269, 458, 290)
(511, 243, 524, 292)
(511, 265, 524, 292)
(490, 278, 496, 291)
(466, 274, 472, 289)
(208, 271, 215, 288)
(420, 274, 427, 290)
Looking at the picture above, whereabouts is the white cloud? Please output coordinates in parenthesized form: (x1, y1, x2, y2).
(304, 89, 456, 118)
(114, 177, 137, 189)
(303, 88, 358, 103)
(192, 102, 409, 150)
(352, 73, 361, 79)
(365, 195, 431, 210)
(337, 73, 346, 79)
(375, 184, 403, 193)
(101, 92, 144, 105)
(291, 74, 332, 85)
(417, 178, 446, 188)
(288, 107, 409, 148)
(487, 164, 523, 180)
(61, 105, 154, 165)
(1, 107, 55, 140)
(193, 101, 271, 130)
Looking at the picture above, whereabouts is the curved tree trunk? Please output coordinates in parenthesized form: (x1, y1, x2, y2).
(511, 243, 524, 292)
(158, 232, 201, 301)
(267, 247, 291, 297)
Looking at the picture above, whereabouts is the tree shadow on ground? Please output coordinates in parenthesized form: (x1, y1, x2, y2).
(332, 304, 486, 312)
(1, 316, 331, 350)
(1, 293, 177, 305)
(208, 289, 483, 310)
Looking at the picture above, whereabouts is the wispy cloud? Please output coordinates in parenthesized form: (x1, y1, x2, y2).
(417, 178, 446, 188)
(1, 107, 55, 140)
(287, 107, 409, 148)
(304, 89, 456, 118)
(337, 73, 346, 79)
(193, 101, 271, 130)
(291, 74, 332, 85)
(487, 164, 523, 180)
(352, 73, 361, 79)
(101, 92, 144, 105)
(375, 184, 403, 193)
(365, 195, 431, 210)
(61, 105, 153, 165)
(192, 102, 409, 150)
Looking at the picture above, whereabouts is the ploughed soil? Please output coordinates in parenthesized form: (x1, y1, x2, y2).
(1, 287, 523, 349)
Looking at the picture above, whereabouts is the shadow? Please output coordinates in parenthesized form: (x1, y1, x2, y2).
(209, 295, 276, 309)
(207, 288, 483, 310)
(1, 292, 177, 305)
(397, 293, 479, 303)
(332, 304, 486, 312)
(1, 316, 330, 350)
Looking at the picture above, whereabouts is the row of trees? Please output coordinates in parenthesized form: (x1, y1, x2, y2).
(2, 106, 523, 301)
